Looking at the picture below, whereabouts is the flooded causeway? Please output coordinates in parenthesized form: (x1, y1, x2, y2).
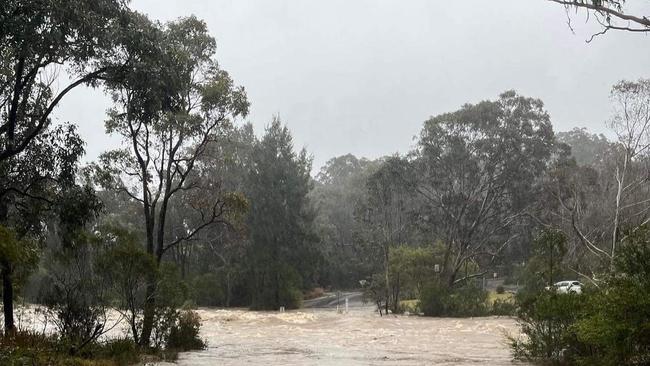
(157, 306, 523, 366)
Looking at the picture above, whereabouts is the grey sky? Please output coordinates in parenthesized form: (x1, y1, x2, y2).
(54, 0, 650, 173)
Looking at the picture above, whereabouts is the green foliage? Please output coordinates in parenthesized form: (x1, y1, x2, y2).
(387, 245, 439, 312)
(491, 298, 516, 316)
(311, 154, 382, 289)
(420, 282, 488, 317)
(509, 227, 650, 365)
(0, 0, 133, 161)
(165, 310, 206, 351)
(96, 228, 157, 345)
(191, 273, 225, 307)
(509, 228, 585, 364)
(415, 91, 556, 285)
(520, 229, 569, 297)
(389, 246, 437, 296)
(0, 331, 141, 366)
(556, 127, 611, 167)
(496, 285, 505, 294)
(247, 119, 318, 310)
(510, 291, 585, 364)
(571, 227, 650, 366)
(0, 225, 39, 279)
(151, 264, 190, 350)
(156, 263, 188, 310)
(250, 263, 303, 310)
(39, 240, 108, 351)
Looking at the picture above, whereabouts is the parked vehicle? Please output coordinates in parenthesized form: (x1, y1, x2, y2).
(546, 281, 583, 294)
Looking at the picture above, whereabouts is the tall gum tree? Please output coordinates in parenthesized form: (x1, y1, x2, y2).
(413, 91, 556, 286)
(0, 0, 141, 334)
(97, 16, 248, 346)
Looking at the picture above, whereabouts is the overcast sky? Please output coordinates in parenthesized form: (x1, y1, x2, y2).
(54, 0, 650, 173)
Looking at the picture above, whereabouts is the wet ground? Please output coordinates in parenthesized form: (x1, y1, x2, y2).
(157, 305, 523, 366)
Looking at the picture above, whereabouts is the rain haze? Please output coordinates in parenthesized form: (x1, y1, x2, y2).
(56, 0, 650, 171)
(5, 1, 650, 365)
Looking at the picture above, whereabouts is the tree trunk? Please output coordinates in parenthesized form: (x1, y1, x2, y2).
(225, 270, 231, 307)
(0, 198, 14, 335)
(384, 245, 390, 315)
(2, 261, 15, 335)
(139, 279, 156, 347)
(612, 155, 627, 269)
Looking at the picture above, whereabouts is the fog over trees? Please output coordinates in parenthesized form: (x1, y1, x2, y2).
(1, 0, 650, 365)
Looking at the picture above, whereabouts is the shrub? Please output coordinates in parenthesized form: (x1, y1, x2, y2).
(496, 285, 505, 294)
(303, 287, 325, 300)
(509, 291, 585, 364)
(0, 331, 141, 366)
(572, 227, 650, 366)
(40, 242, 109, 352)
(399, 299, 420, 314)
(97, 338, 139, 366)
(419, 282, 449, 316)
(491, 298, 516, 316)
(420, 282, 488, 317)
(165, 310, 206, 351)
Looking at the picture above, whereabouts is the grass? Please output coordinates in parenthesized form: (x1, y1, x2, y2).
(0, 331, 177, 366)
(399, 290, 515, 316)
(487, 291, 514, 305)
(399, 299, 420, 313)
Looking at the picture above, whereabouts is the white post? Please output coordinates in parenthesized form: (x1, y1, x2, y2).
(345, 297, 349, 313)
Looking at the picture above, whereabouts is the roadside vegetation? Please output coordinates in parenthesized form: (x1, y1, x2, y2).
(1, 0, 650, 365)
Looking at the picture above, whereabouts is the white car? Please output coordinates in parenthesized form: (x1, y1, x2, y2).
(547, 281, 583, 294)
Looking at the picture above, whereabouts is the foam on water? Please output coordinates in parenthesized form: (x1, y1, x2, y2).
(162, 306, 526, 366)
(9, 305, 526, 365)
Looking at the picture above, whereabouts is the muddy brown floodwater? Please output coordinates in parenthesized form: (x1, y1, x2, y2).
(157, 306, 526, 366)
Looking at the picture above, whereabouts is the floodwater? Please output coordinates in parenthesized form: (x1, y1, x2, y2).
(157, 306, 524, 366)
(10, 301, 524, 365)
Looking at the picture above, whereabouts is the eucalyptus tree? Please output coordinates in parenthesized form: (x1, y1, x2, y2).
(607, 79, 650, 265)
(546, 0, 650, 40)
(311, 154, 381, 288)
(97, 16, 248, 345)
(0, 0, 142, 334)
(413, 91, 556, 286)
(552, 80, 650, 271)
(0, 0, 133, 162)
(360, 156, 415, 313)
(0, 124, 92, 333)
(557, 128, 612, 167)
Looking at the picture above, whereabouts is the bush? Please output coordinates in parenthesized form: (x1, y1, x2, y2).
(303, 287, 325, 300)
(571, 227, 650, 366)
(420, 282, 488, 317)
(509, 291, 585, 364)
(491, 298, 516, 316)
(40, 243, 109, 352)
(165, 310, 206, 351)
(496, 285, 505, 294)
(419, 282, 449, 316)
(0, 331, 141, 366)
(96, 338, 139, 366)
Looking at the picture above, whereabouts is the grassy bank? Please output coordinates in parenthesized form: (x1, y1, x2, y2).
(0, 331, 178, 366)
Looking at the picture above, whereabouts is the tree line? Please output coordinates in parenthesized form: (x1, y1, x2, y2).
(1, 0, 650, 365)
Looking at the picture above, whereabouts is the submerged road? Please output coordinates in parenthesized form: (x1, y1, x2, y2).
(156, 300, 525, 366)
(303, 291, 365, 309)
